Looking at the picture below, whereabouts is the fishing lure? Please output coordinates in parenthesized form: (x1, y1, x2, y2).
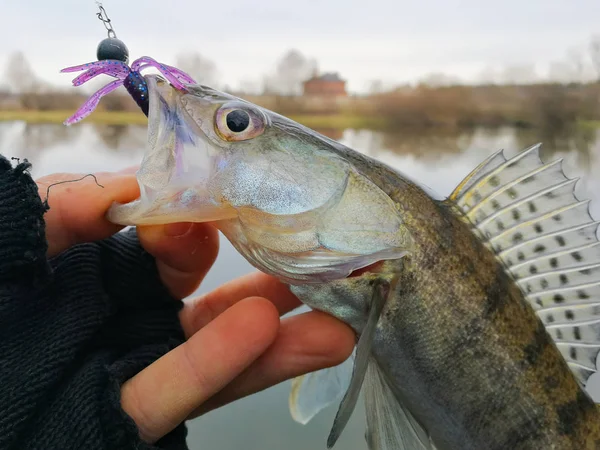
(61, 3, 196, 125)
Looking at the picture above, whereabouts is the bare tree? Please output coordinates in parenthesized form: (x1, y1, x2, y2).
(419, 72, 462, 87)
(237, 78, 262, 95)
(261, 75, 275, 95)
(590, 35, 600, 81)
(567, 48, 585, 83)
(547, 61, 574, 84)
(478, 66, 498, 85)
(3, 51, 40, 93)
(501, 64, 538, 85)
(368, 79, 384, 94)
(268, 49, 318, 95)
(175, 52, 219, 87)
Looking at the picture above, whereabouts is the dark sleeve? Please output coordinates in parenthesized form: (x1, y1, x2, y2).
(0, 155, 189, 450)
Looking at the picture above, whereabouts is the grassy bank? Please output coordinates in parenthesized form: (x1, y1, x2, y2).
(2, 109, 598, 132)
(579, 120, 600, 130)
(0, 110, 148, 125)
(3, 83, 599, 130)
(0, 109, 389, 130)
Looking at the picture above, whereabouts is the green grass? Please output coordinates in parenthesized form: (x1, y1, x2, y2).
(0, 109, 388, 130)
(0, 110, 148, 125)
(2, 109, 599, 131)
(578, 119, 600, 130)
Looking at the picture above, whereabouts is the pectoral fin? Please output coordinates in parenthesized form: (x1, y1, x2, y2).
(364, 358, 435, 450)
(289, 354, 354, 425)
(326, 280, 390, 448)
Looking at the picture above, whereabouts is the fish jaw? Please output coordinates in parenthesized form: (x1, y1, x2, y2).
(107, 75, 238, 225)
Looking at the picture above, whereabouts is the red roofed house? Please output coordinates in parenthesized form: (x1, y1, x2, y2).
(303, 72, 347, 97)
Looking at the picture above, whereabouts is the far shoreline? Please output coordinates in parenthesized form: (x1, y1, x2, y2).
(1, 110, 598, 131)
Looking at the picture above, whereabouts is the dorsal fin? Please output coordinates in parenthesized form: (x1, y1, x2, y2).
(450, 143, 600, 389)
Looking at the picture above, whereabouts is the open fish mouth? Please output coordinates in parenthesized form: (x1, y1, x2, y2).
(107, 75, 238, 226)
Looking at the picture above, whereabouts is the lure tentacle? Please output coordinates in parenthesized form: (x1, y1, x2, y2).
(136, 63, 196, 86)
(62, 56, 195, 124)
(131, 57, 195, 90)
(70, 65, 129, 86)
(162, 64, 196, 85)
(60, 60, 129, 73)
(129, 56, 159, 71)
(64, 79, 123, 125)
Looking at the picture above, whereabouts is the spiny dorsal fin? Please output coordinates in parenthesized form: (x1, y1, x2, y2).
(451, 143, 600, 389)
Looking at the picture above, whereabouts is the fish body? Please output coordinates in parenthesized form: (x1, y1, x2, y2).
(291, 147, 600, 449)
(102, 75, 600, 449)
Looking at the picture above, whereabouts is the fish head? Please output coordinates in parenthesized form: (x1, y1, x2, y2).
(108, 75, 411, 283)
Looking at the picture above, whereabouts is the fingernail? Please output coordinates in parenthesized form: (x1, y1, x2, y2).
(164, 222, 193, 237)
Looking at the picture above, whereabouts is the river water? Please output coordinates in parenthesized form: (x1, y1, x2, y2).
(0, 121, 599, 449)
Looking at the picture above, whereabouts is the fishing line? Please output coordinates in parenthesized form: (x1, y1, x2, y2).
(10, 159, 104, 209)
(43, 175, 105, 209)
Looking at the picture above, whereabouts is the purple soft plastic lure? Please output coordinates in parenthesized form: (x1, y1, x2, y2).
(61, 56, 196, 125)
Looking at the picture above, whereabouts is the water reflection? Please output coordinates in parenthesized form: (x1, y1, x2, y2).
(1, 120, 597, 183)
(0, 120, 599, 450)
(0, 122, 147, 176)
(335, 125, 599, 166)
(0, 122, 74, 162)
(92, 124, 147, 151)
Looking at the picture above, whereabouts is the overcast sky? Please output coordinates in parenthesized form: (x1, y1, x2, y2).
(0, 0, 599, 93)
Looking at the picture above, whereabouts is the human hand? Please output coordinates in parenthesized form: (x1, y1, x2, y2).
(37, 170, 355, 443)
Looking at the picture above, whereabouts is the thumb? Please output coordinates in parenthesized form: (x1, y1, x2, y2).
(36, 170, 140, 257)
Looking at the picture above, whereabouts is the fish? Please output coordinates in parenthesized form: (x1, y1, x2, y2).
(103, 74, 600, 449)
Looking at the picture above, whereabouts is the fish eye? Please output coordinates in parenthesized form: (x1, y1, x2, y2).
(226, 110, 250, 133)
(215, 102, 266, 142)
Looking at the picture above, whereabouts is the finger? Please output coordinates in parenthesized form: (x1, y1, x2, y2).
(137, 223, 220, 299)
(37, 171, 140, 257)
(180, 271, 302, 337)
(193, 310, 356, 416)
(120, 297, 280, 443)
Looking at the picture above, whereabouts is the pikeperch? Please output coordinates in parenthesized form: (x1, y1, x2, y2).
(71, 73, 600, 449)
